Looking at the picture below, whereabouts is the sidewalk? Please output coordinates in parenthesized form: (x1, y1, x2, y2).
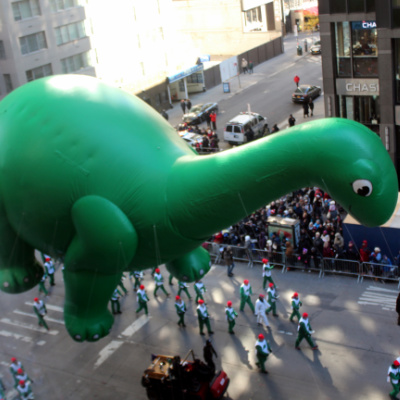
(167, 32, 323, 134)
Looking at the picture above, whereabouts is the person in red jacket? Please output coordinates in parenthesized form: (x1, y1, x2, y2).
(210, 111, 217, 131)
(359, 240, 371, 262)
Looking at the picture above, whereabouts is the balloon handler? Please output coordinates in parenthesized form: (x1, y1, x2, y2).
(225, 301, 238, 334)
(255, 333, 272, 374)
(197, 299, 214, 335)
(290, 292, 302, 322)
(175, 295, 186, 327)
(295, 313, 318, 350)
(0, 75, 396, 343)
(136, 285, 149, 315)
(33, 297, 49, 331)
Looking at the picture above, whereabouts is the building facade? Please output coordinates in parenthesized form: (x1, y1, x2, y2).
(319, 0, 400, 180)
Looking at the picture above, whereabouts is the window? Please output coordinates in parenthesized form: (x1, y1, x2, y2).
(330, 0, 346, 13)
(244, 6, 263, 32)
(20, 32, 47, 55)
(335, 22, 351, 77)
(49, 0, 83, 12)
(55, 21, 86, 45)
(0, 41, 6, 59)
(3, 74, 13, 93)
(12, 0, 41, 21)
(394, 0, 400, 28)
(26, 64, 53, 82)
(61, 52, 91, 73)
(187, 73, 203, 84)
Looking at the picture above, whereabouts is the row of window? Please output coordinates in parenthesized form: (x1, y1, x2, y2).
(12, 0, 85, 21)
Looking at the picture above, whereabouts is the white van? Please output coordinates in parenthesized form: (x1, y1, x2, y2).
(224, 112, 268, 145)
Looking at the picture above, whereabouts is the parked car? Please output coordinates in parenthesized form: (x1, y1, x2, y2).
(292, 85, 321, 103)
(181, 132, 203, 148)
(310, 40, 321, 55)
(182, 102, 218, 125)
(224, 112, 268, 145)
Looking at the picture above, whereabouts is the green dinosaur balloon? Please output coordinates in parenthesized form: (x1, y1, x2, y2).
(0, 75, 397, 341)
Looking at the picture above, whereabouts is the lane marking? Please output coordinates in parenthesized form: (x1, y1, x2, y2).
(0, 330, 33, 343)
(120, 315, 151, 337)
(94, 340, 124, 369)
(14, 310, 65, 325)
(0, 318, 59, 335)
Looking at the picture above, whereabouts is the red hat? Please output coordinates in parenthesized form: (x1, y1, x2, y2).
(258, 333, 264, 340)
(244, 279, 249, 285)
(227, 301, 232, 307)
(268, 283, 274, 288)
(362, 240, 368, 244)
(45, 257, 51, 261)
(198, 299, 204, 304)
(34, 297, 39, 302)
(139, 285, 145, 290)
(302, 312, 308, 318)
(175, 295, 181, 300)
(394, 360, 400, 367)
(155, 268, 160, 273)
(19, 380, 25, 385)
(292, 292, 298, 297)
(259, 294, 265, 298)
(17, 368, 23, 374)
(11, 357, 17, 362)
(262, 258, 268, 264)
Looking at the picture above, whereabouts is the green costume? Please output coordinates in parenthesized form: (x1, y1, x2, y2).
(16, 381, 33, 400)
(197, 303, 213, 335)
(154, 271, 170, 297)
(225, 305, 238, 333)
(118, 275, 128, 295)
(262, 262, 274, 290)
(240, 283, 254, 312)
(290, 296, 302, 322)
(0, 377, 5, 397)
(44, 258, 55, 286)
(295, 316, 317, 349)
(266, 286, 279, 316)
(255, 338, 272, 373)
(0, 75, 396, 343)
(38, 274, 48, 296)
(175, 299, 186, 327)
(130, 270, 141, 291)
(136, 288, 149, 315)
(195, 281, 206, 303)
(169, 274, 174, 285)
(33, 299, 49, 330)
(388, 363, 400, 399)
(177, 281, 192, 299)
(10, 359, 24, 387)
(110, 288, 123, 314)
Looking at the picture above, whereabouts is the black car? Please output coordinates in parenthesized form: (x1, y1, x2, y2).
(292, 85, 321, 103)
(182, 102, 218, 125)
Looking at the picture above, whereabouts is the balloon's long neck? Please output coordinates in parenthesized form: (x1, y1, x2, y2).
(167, 125, 326, 240)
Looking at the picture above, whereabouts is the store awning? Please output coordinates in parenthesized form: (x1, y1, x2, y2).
(167, 64, 204, 84)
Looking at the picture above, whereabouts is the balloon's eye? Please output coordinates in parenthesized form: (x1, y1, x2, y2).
(352, 180, 372, 197)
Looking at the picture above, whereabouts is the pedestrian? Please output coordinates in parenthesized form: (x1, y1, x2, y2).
(271, 124, 280, 133)
(205, 112, 211, 128)
(197, 299, 214, 335)
(180, 99, 186, 114)
(38, 273, 49, 296)
(44, 256, 55, 286)
(225, 300, 238, 334)
(195, 280, 206, 303)
(249, 61, 254, 73)
(244, 126, 255, 142)
(295, 312, 318, 350)
(223, 246, 235, 276)
(241, 58, 248, 74)
(255, 333, 272, 374)
(10, 357, 24, 388)
(136, 284, 149, 315)
(397, 293, 400, 326)
(110, 288, 123, 315)
(262, 258, 275, 290)
(175, 295, 186, 327)
(289, 292, 302, 322)
(203, 339, 218, 373)
(130, 270, 142, 291)
(388, 359, 400, 400)
(303, 100, 309, 118)
(294, 75, 300, 87)
(153, 268, 170, 297)
(186, 98, 192, 111)
(309, 97, 314, 116)
(16, 380, 33, 400)
(177, 280, 192, 299)
(240, 279, 255, 312)
(288, 114, 296, 127)
(255, 294, 270, 328)
(33, 297, 49, 330)
(210, 111, 217, 131)
(266, 283, 279, 317)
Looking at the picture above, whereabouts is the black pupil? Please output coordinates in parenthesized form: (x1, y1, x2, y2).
(357, 186, 370, 196)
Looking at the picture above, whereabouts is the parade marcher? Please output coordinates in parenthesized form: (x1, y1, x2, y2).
(289, 292, 303, 322)
(0, 377, 5, 398)
(33, 297, 49, 330)
(10, 357, 24, 388)
(38, 273, 48, 296)
(195, 280, 206, 303)
(223, 246, 235, 277)
(177, 280, 192, 300)
(110, 288, 123, 315)
(288, 114, 296, 127)
(197, 299, 214, 335)
(388, 359, 400, 400)
(255, 294, 270, 328)
(15, 368, 32, 386)
(266, 283, 279, 317)
(175, 296, 186, 327)
(240, 279, 255, 312)
(118, 274, 128, 296)
(136, 284, 149, 315)
(153, 268, 170, 297)
(255, 333, 272, 374)
(262, 258, 276, 290)
(225, 301, 238, 334)
(130, 270, 142, 291)
(295, 312, 318, 350)
(169, 274, 174, 285)
(44, 256, 55, 286)
(16, 380, 33, 400)
(203, 339, 218, 373)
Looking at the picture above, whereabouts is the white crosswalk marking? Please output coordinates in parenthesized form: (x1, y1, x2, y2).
(358, 286, 397, 310)
(25, 301, 63, 312)
(0, 318, 59, 335)
(14, 310, 65, 325)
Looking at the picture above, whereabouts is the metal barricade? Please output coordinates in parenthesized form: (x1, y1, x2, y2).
(360, 262, 400, 287)
(320, 257, 361, 280)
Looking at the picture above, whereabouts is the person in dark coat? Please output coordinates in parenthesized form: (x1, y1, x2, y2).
(288, 114, 296, 127)
(180, 99, 186, 114)
(309, 97, 314, 116)
(303, 100, 309, 118)
(203, 339, 218, 373)
(396, 293, 400, 325)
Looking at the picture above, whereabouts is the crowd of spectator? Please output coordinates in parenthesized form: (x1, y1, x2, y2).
(209, 187, 400, 276)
